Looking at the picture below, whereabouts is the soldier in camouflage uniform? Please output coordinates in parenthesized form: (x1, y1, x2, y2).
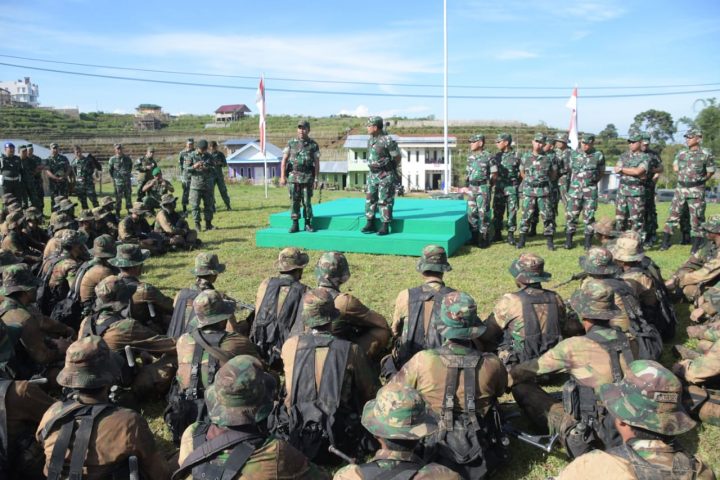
(108, 143, 133, 216)
(362, 116, 401, 236)
(71, 145, 100, 209)
(20, 207, 48, 252)
(552, 360, 713, 480)
(1, 143, 27, 206)
(141, 167, 174, 210)
(77, 209, 97, 248)
(48, 230, 91, 315)
(334, 383, 461, 480)
(209, 140, 232, 211)
(154, 193, 198, 250)
(119, 202, 167, 256)
(614, 134, 649, 237)
(16, 144, 31, 208)
(673, 335, 720, 428)
(25, 144, 44, 211)
(593, 216, 619, 247)
(176, 354, 328, 480)
(667, 216, 720, 305)
(492, 132, 521, 245)
(565, 133, 606, 250)
(178, 138, 195, 213)
(188, 140, 216, 232)
(465, 134, 497, 247)
(280, 120, 320, 233)
(36, 335, 172, 479)
(554, 133, 573, 215)
(79, 234, 118, 315)
(2, 211, 42, 265)
(518, 133, 558, 250)
(134, 146, 157, 202)
(641, 132, 663, 245)
(661, 128, 716, 253)
(44, 143, 71, 211)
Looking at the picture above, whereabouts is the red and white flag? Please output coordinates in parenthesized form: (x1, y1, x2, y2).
(256, 75, 266, 155)
(566, 87, 578, 150)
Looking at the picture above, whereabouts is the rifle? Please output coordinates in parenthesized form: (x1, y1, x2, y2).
(553, 271, 588, 289)
(328, 445, 356, 464)
(502, 423, 559, 453)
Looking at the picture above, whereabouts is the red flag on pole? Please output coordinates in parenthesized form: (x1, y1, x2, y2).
(566, 87, 578, 150)
(256, 75, 266, 155)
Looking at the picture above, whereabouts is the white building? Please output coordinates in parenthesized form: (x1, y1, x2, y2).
(225, 140, 282, 184)
(0, 77, 39, 106)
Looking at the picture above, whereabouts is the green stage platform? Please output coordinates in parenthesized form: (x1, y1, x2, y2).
(255, 198, 470, 256)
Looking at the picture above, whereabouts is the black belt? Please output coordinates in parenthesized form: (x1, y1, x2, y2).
(469, 180, 488, 186)
(679, 180, 705, 188)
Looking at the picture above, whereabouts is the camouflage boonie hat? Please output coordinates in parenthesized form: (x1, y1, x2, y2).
(77, 209, 95, 222)
(194, 290, 235, 327)
(94, 275, 137, 312)
(599, 360, 696, 435)
(0, 249, 23, 272)
(366, 116, 384, 128)
(56, 198, 77, 212)
(59, 229, 88, 248)
(191, 252, 226, 276)
(611, 236, 644, 262)
(509, 253, 552, 284)
(361, 383, 438, 440)
(579, 247, 620, 276)
(0, 319, 22, 363)
(100, 197, 116, 208)
(569, 278, 620, 321)
(495, 133, 512, 143)
(627, 133, 642, 143)
(702, 215, 720, 234)
(4, 211, 24, 229)
(581, 133, 595, 144)
(593, 217, 619, 237)
(554, 133, 569, 144)
(108, 244, 150, 268)
(315, 251, 350, 286)
(684, 128, 702, 138)
(91, 234, 117, 259)
(52, 212, 75, 231)
(24, 206, 43, 221)
(129, 202, 149, 215)
(56, 336, 118, 389)
(640, 132, 652, 144)
(302, 288, 340, 328)
(274, 247, 309, 272)
(160, 193, 177, 206)
(205, 355, 274, 427)
(52, 195, 66, 206)
(533, 133, 547, 144)
(436, 291, 486, 340)
(0, 264, 39, 295)
(469, 134, 485, 143)
(416, 244, 452, 274)
(93, 207, 110, 220)
(1, 193, 15, 205)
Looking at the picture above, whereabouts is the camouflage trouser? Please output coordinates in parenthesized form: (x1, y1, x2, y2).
(558, 176, 570, 209)
(113, 180, 132, 214)
(288, 181, 313, 221)
(365, 172, 396, 223)
(214, 170, 231, 208)
(644, 183, 658, 238)
(131, 352, 177, 398)
(520, 194, 554, 235)
(664, 187, 706, 238)
(492, 185, 519, 234)
(549, 183, 561, 219)
(615, 194, 645, 237)
(466, 184, 492, 233)
(49, 180, 69, 209)
(190, 187, 214, 225)
(136, 178, 150, 201)
(75, 179, 99, 209)
(565, 187, 598, 234)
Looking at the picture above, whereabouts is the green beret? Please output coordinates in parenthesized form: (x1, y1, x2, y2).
(152, 167, 161, 176)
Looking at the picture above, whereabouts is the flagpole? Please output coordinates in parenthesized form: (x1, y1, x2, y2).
(443, 0, 449, 194)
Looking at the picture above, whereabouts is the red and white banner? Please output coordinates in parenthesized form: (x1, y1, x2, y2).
(566, 87, 578, 150)
(256, 75, 266, 155)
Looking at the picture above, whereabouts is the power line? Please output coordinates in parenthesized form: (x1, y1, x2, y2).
(2, 53, 720, 91)
(2, 61, 720, 100)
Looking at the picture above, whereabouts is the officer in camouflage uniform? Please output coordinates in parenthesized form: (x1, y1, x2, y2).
(465, 134, 497, 247)
(2, 211, 42, 265)
(518, 133, 558, 250)
(1, 143, 27, 205)
(641, 132, 663, 245)
(17, 144, 31, 208)
(334, 383, 461, 480)
(108, 143, 133, 216)
(553, 360, 713, 480)
(492, 132, 521, 245)
(565, 133, 605, 250)
(614, 134, 649, 237)
(176, 354, 328, 480)
(362, 116, 401, 236)
(36, 335, 172, 479)
(44, 143, 71, 211)
(134, 146, 157, 202)
(25, 144, 44, 211)
(178, 138, 195, 213)
(141, 167, 174, 210)
(71, 144, 100, 209)
(280, 120, 320, 233)
(188, 140, 216, 232)
(661, 128, 716, 253)
(209, 140, 232, 211)
(555, 133, 573, 210)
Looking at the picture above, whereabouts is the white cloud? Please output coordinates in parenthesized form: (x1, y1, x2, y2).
(112, 109, 126, 114)
(338, 105, 370, 117)
(462, 0, 625, 23)
(494, 50, 539, 61)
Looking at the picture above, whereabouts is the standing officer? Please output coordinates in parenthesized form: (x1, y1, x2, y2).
(614, 134, 649, 237)
(209, 140, 232, 211)
(362, 116, 401, 236)
(1, 142, 26, 203)
(44, 143, 71, 211)
(641, 132, 663, 245)
(108, 143, 133, 217)
(554, 133, 573, 212)
(661, 128, 716, 253)
(71, 145, 100, 209)
(564, 133, 605, 250)
(492, 133, 521, 245)
(178, 138, 195, 213)
(518, 133, 557, 250)
(134, 146, 157, 202)
(17, 144, 31, 208)
(26, 144, 44, 211)
(280, 120, 320, 233)
(188, 140, 216, 232)
(465, 134, 497, 247)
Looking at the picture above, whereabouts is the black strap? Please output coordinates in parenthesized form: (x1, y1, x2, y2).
(173, 428, 262, 480)
(0, 380, 12, 468)
(186, 330, 229, 399)
(403, 285, 454, 365)
(68, 260, 95, 301)
(191, 329, 233, 364)
(439, 347, 483, 431)
(358, 460, 422, 480)
(511, 288, 561, 362)
(251, 277, 306, 363)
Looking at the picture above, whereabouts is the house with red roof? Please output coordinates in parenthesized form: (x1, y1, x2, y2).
(214, 104, 251, 123)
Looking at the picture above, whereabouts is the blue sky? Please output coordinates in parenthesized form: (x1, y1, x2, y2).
(2, 0, 719, 136)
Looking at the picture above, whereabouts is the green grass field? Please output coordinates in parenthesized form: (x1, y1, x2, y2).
(138, 184, 720, 478)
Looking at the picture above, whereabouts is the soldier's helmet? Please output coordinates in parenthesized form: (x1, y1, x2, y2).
(94, 275, 137, 312)
(91, 234, 117, 259)
(56, 198, 78, 212)
(579, 247, 620, 276)
(315, 251, 350, 286)
(129, 202, 149, 216)
(4, 211, 24, 230)
(301, 287, 340, 328)
(416, 245, 452, 274)
(108, 244, 150, 268)
(0, 264, 39, 296)
(0, 319, 21, 364)
(205, 355, 274, 427)
(611, 235, 645, 262)
(190, 252, 226, 277)
(193, 290, 235, 327)
(702, 215, 720, 235)
(599, 360, 696, 435)
(160, 193, 177, 206)
(361, 383, 438, 440)
(0, 249, 23, 274)
(274, 247, 309, 273)
(435, 291, 486, 340)
(56, 336, 119, 389)
(593, 217, 619, 238)
(509, 253, 552, 284)
(366, 116, 384, 128)
(569, 278, 620, 321)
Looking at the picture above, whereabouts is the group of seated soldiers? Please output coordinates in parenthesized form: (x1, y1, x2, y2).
(1, 186, 720, 479)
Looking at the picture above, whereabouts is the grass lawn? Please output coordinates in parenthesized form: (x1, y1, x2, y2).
(137, 183, 720, 478)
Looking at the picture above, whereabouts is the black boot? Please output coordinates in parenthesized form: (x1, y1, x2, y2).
(564, 232, 574, 250)
(479, 232, 489, 249)
(507, 232, 515, 246)
(516, 233, 526, 249)
(691, 237, 704, 255)
(304, 220, 315, 232)
(377, 222, 390, 236)
(205, 222, 216, 231)
(681, 232, 691, 245)
(546, 235, 556, 251)
(493, 229, 503, 242)
(361, 219, 375, 233)
(659, 232, 672, 251)
(289, 220, 299, 233)
(226, 203, 232, 211)
(584, 232, 593, 250)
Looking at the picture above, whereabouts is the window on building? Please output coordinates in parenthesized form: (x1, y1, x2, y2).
(362, 151, 367, 160)
(239, 167, 244, 177)
(363, 173, 367, 184)
(355, 173, 359, 184)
